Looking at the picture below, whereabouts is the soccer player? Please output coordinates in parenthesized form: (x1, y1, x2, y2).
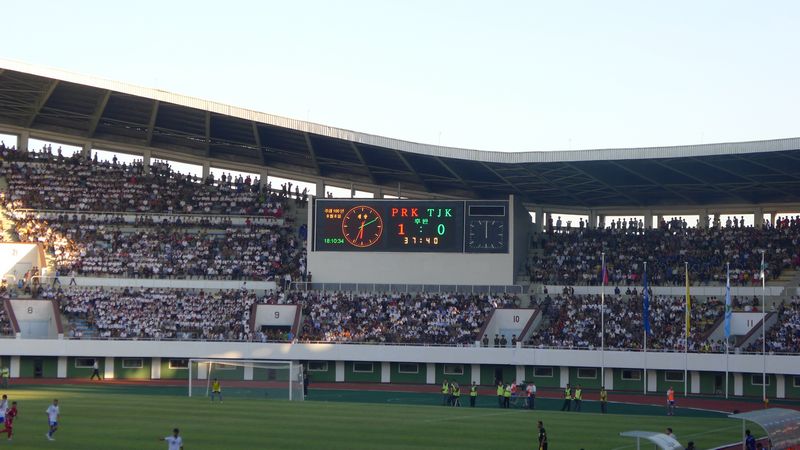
(1, 401, 17, 440)
(160, 427, 184, 450)
(0, 394, 7, 432)
(210, 378, 223, 402)
(537, 420, 548, 450)
(90, 359, 102, 381)
(45, 399, 59, 441)
(666, 386, 675, 416)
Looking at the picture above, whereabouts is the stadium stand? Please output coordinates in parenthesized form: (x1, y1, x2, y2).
(744, 297, 800, 354)
(529, 226, 800, 286)
(294, 291, 517, 345)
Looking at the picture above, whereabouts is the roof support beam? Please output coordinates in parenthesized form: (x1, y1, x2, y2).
(252, 122, 267, 166)
(479, 162, 523, 195)
(605, 160, 696, 205)
(649, 160, 751, 204)
(25, 79, 59, 127)
(349, 142, 379, 186)
(146, 100, 159, 146)
(86, 90, 111, 138)
(435, 157, 478, 196)
(394, 150, 432, 193)
(204, 111, 211, 156)
(520, 164, 586, 206)
(302, 132, 322, 176)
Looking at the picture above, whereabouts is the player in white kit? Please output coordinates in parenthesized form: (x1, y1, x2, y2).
(160, 428, 184, 450)
(46, 399, 59, 441)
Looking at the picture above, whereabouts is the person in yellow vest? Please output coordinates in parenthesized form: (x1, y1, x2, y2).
(573, 384, 582, 411)
(496, 381, 505, 408)
(441, 379, 449, 406)
(210, 378, 222, 402)
(452, 382, 461, 407)
(503, 383, 512, 408)
(599, 386, 608, 414)
(560, 383, 572, 411)
(469, 381, 478, 407)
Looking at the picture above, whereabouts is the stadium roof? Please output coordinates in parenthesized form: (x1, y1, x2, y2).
(2, 59, 800, 208)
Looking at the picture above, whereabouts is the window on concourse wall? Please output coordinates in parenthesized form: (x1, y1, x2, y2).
(577, 368, 597, 379)
(443, 364, 464, 375)
(751, 374, 770, 386)
(621, 369, 641, 381)
(533, 367, 553, 378)
(720, 214, 754, 228)
(92, 149, 143, 165)
(28, 138, 83, 157)
(664, 371, 684, 382)
(168, 359, 189, 370)
(398, 363, 419, 374)
(352, 362, 374, 373)
(122, 358, 144, 369)
(308, 361, 328, 372)
(74, 358, 95, 368)
(0, 133, 18, 149)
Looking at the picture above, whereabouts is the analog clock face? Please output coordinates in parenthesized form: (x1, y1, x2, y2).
(467, 219, 505, 251)
(342, 205, 384, 248)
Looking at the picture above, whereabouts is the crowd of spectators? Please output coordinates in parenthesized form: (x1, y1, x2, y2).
(293, 291, 517, 345)
(527, 293, 729, 352)
(1, 143, 286, 216)
(11, 214, 305, 281)
(744, 298, 800, 354)
(57, 287, 257, 340)
(530, 225, 800, 286)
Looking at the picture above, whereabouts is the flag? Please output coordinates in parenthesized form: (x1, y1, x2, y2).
(601, 260, 608, 285)
(724, 265, 732, 339)
(643, 267, 652, 335)
(760, 252, 766, 286)
(685, 264, 691, 337)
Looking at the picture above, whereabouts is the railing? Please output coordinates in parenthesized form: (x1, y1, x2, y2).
(289, 282, 524, 295)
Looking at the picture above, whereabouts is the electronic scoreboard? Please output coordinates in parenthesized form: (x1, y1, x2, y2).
(313, 199, 509, 253)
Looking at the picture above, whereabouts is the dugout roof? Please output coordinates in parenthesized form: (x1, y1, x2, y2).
(2, 59, 800, 208)
(729, 408, 800, 449)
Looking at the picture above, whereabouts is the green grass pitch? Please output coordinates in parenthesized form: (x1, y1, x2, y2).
(1, 385, 758, 449)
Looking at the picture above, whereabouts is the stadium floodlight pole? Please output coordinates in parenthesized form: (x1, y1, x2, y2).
(684, 261, 689, 398)
(643, 261, 647, 396)
(600, 252, 605, 387)
(761, 250, 766, 405)
(725, 262, 729, 400)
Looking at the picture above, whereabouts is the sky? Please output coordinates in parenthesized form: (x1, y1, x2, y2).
(2, 0, 799, 153)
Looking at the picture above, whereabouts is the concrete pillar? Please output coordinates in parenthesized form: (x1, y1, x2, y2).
(151, 358, 161, 379)
(534, 207, 544, 233)
(691, 371, 701, 394)
(770, 212, 777, 228)
(9, 356, 20, 378)
(374, 186, 384, 199)
(559, 366, 569, 388)
(82, 142, 92, 158)
(776, 374, 785, 399)
(733, 373, 743, 396)
(142, 150, 151, 175)
(587, 210, 597, 229)
(259, 169, 268, 188)
(755, 207, 764, 229)
(699, 210, 710, 229)
(515, 365, 525, 384)
(316, 180, 325, 198)
(17, 130, 30, 151)
(603, 368, 614, 390)
(381, 362, 390, 383)
(104, 357, 115, 380)
(335, 361, 345, 382)
(426, 363, 436, 384)
(598, 214, 606, 229)
(471, 364, 481, 385)
(243, 364, 254, 381)
(201, 162, 210, 179)
(57, 356, 67, 378)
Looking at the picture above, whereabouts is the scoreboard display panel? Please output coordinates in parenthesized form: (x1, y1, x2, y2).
(313, 199, 509, 253)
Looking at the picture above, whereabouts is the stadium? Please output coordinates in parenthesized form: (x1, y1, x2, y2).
(0, 56, 799, 450)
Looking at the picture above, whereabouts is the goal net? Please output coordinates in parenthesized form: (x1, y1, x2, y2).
(188, 359, 304, 401)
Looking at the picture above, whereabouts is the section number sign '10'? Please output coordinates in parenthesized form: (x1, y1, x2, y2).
(313, 199, 509, 253)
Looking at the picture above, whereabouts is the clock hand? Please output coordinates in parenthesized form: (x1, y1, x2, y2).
(360, 217, 380, 228)
(357, 220, 365, 240)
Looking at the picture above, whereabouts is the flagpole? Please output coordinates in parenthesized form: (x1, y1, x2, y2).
(684, 261, 689, 398)
(601, 252, 605, 388)
(725, 262, 730, 400)
(761, 251, 766, 405)
(643, 261, 647, 395)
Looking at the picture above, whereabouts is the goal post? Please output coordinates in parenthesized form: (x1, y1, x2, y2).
(188, 359, 304, 401)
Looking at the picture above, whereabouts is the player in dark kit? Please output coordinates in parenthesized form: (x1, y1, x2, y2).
(0, 401, 17, 440)
(537, 420, 548, 450)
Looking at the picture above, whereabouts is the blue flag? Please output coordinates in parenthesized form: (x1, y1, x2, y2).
(643, 268, 652, 335)
(724, 265, 732, 339)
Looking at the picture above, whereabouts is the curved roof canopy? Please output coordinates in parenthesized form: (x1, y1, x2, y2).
(2, 59, 800, 207)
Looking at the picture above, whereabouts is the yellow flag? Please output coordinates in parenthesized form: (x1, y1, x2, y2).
(685, 264, 691, 337)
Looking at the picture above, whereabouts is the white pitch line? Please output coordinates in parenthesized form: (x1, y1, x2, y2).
(424, 409, 524, 423)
